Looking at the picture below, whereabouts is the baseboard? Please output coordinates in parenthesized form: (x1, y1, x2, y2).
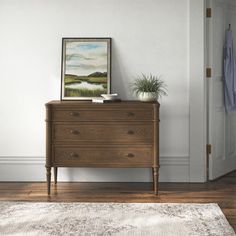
(0, 156, 189, 182)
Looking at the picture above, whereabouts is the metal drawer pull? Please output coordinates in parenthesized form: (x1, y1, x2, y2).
(70, 152, 79, 158)
(127, 112, 134, 116)
(126, 153, 135, 158)
(70, 112, 80, 116)
(70, 129, 80, 135)
(127, 130, 134, 135)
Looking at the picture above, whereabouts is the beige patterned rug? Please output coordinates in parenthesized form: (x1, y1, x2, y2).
(0, 202, 235, 236)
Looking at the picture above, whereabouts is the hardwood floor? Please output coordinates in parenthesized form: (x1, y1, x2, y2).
(0, 171, 235, 231)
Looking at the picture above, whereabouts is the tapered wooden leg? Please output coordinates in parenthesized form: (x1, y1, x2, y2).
(54, 167, 58, 184)
(152, 168, 155, 189)
(46, 167, 51, 195)
(153, 167, 159, 195)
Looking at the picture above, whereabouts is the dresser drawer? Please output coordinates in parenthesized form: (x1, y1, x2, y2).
(52, 109, 153, 121)
(53, 123, 153, 143)
(53, 146, 153, 167)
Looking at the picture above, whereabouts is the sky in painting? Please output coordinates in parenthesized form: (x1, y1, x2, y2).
(65, 41, 108, 76)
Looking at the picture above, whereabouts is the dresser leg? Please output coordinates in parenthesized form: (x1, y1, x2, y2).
(46, 167, 51, 195)
(54, 167, 58, 184)
(152, 168, 155, 185)
(152, 167, 159, 195)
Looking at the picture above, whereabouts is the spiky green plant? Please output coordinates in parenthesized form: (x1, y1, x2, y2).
(130, 74, 167, 98)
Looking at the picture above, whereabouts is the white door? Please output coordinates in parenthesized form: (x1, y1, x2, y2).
(206, 0, 236, 180)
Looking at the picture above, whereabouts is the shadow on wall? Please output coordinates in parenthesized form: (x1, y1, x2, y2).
(111, 40, 133, 100)
(63, 168, 151, 182)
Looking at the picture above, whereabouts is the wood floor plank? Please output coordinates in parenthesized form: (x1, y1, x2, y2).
(0, 171, 235, 231)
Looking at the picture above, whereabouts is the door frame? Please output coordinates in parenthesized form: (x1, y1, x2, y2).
(189, 0, 207, 182)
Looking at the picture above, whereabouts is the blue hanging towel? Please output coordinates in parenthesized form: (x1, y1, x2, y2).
(223, 30, 236, 112)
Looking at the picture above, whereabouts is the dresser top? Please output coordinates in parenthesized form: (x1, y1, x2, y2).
(46, 100, 160, 108)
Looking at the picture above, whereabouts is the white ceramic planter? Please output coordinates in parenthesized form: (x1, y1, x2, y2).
(138, 92, 157, 102)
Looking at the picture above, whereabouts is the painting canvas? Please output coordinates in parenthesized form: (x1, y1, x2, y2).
(61, 38, 111, 100)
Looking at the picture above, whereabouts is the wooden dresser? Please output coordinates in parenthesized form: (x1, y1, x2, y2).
(45, 101, 160, 195)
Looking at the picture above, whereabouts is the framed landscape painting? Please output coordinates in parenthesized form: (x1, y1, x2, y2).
(61, 38, 111, 100)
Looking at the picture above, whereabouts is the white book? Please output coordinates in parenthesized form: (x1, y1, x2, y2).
(92, 98, 105, 103)
(92, 98, 121, 103)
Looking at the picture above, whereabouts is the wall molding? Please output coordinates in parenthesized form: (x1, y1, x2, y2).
(0, 156, 189, 182)
(0, 156, 44, 164)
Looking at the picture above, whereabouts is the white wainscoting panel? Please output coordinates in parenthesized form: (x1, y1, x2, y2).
(0, 156, 189, 182)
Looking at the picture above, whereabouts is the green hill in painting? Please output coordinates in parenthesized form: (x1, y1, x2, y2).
(64, 72, 108, 97)
(88, 72, 107, 77)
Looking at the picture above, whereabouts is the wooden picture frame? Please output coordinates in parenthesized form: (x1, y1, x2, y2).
(61, 38, 111, 100)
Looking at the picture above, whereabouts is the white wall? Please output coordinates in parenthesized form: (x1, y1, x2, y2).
(0, 0, 190, 182)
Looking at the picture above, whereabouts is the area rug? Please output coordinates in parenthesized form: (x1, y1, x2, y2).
(0, 202, 235, 236)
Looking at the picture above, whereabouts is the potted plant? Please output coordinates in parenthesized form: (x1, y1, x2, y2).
(130, 74, 167, 102)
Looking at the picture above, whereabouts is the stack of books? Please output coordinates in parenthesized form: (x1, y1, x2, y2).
(92, 98, 121, 103)
(92, 93, 121, 103)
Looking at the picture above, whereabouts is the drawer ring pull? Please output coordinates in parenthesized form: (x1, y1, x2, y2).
(127, 130, 134, 135)
(70, 112, 80, 116)
(126, 153, 135, 158)
(127, 112, 134, 116)
(70, 152, 79, 158)
(70, 130, 80, 135)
